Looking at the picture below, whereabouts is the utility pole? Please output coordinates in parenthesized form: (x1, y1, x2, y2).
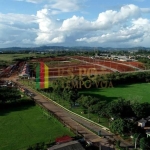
(88, 106, 90, 119)
(135, 133, 141, 149)
(76, 123, 78, 136)
(99, 142, 101, 150)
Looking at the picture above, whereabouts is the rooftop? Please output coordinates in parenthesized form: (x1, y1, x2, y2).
(47, 140, 85, 150)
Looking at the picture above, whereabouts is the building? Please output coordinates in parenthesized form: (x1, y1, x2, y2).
(19, 63, 30, 78)
(146, 130, 150, 138)
(47, 140, 85, 150)
(138, 118, 147, 127)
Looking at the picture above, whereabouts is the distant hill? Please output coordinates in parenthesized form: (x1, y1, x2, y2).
(0, 46, 150, 52)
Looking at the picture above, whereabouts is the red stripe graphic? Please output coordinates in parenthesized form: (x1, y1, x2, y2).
(40, 62, 45, 88)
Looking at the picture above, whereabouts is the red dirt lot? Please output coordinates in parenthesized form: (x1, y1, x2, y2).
(119, 61, 145, 69)
(49, 64, 112, 76)
(31, 56, 145, 77)
(96, 61, 135, 72)
(71, 56, 141, 72)
(31, 56, 112, 76)
(30, 57, 69, 62)
(0, 61, 25, 78)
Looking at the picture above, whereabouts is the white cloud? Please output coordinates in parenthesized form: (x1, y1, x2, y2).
(60, 15, 91, 31)
(76, 28, 144, 43)
(0, 13, 36, 25)
(133, 0, 145, 2)
(26, 0, 43, 3)
(59, 4, 141, 32)
(35, 8, 65, 44)
(34, 4, 150, 47)
(39, 0, 86, 15)
(0, 12, 37, 47)
(0, 24, 36, 47)
(15, 0, 84, 13)
(15, 0, 44, 3)
(1, 3, 150, 47)
(76, 17, 150, 47)
(93, 4, 141, 29)
(141, 8, 150, 13)
(48, 0, 82, 12)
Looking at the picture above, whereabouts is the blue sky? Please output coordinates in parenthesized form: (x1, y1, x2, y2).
(0, 0, 150, 48)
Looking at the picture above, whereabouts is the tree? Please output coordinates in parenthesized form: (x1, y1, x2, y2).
(69, 89, 79, 106)
(77, 95, 99, 110)
(110, 118, 126, 135)
(103, 98, 134, 119)
(140, 137, 149, 150)
(116, 140, 121, 149)
(131, 102, 150, 118)
(63, 88, 79, 107)
(0, 87, 21, 103)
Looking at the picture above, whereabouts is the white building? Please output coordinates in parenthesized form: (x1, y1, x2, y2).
(138, 118, 147, 128)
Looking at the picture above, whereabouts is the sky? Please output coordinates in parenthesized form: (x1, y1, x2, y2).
(0, 0, 150, 48)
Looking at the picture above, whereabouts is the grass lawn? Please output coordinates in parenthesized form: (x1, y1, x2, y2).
(0, 104, 74, 150)
(0, 54, 31, 62)
(80, 83, 150, 103)
(0, 53, 50, 63)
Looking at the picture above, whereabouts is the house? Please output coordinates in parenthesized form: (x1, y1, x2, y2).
(146, 116, 150, 122)
(47, 140, 85, 150)
(146, 130, 150, 138)
(19, 64, 30, 78)
(55, 135, 72, 144)
(138, 118, 147, 127)
(126, 117, 137, 122)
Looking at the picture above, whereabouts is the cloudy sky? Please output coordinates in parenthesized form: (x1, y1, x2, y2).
(0, 0, 150, 48)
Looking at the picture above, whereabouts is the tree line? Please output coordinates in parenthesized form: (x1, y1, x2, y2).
(39, 72, 150, 149)
(0, 87, 35, 110)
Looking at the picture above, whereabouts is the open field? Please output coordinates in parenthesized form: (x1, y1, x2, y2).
(0, 54, 32, 62)
(1, 54, 145, 79)
(80, 83, 150, 103)
(117, 61, 145, 69)
(72, 56, 145, 71)
(31, 56, 112, 77)
(0, 104, 74, 150)
(31, 56, 145, 78)
(1, 54, 144, 78)
(0, 54, 51, 63)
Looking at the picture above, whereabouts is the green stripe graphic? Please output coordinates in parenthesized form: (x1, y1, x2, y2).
(36, 63, 40, 89)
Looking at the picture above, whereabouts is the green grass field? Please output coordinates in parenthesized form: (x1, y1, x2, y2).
(0, 104, 74, 150)
(0, 53, 51, 63)
(80, 83, 150, 103)
(0, 54, 31, 62)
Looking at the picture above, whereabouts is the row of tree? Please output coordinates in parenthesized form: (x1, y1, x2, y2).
(94, 71, 150, 86)
(48, 71, 150, 90)
(0, 87, 21, 103)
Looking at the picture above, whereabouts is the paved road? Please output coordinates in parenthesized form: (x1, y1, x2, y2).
(11, 79, 134, 149)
